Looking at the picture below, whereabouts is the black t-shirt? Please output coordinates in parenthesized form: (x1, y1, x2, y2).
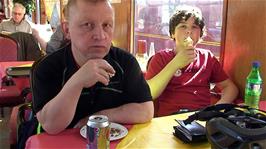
(32, 44, 152, 128)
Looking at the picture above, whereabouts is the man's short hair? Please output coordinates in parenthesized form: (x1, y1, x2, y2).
(12, 3, 26, 14)
(65, 0, 111, 20)
(169, 5, 206, 37)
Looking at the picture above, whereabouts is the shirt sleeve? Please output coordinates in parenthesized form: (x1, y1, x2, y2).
(123, 53, 152, 103)
(32, 57, 64, 114)
(145, 52, 166, 80)
(210, 56, 228, 83)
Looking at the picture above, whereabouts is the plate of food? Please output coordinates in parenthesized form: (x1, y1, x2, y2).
(80, 122, 128, 141)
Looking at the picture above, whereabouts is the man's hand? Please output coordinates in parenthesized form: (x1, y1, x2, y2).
(74, 59, 116, 88)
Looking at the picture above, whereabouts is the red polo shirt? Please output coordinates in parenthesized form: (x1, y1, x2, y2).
(146, 48, 228, 116)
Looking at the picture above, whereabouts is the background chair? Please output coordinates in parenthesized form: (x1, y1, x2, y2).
(0, 73, 31, 117)
(0, 33, 22, 117)
(10, 32, 43, 61)
(0, 33, 20, 61)
(9, 57, 44, 149)
(0, 33, 36, 118)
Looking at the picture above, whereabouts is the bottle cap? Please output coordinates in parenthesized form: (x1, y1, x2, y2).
(252, 61, 261, 68)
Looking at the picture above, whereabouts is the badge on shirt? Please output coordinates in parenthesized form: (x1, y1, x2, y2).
(174, 69, 182, 77)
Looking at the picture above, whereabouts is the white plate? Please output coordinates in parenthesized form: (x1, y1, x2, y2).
(80, 122, 128, 141)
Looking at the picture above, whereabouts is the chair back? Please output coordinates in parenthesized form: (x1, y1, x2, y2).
(0, 33, 20, 61)
(10, 32, 42, 61)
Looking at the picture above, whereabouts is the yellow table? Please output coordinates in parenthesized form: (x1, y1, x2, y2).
(117, 112, 210, 149)
(26, 112, 210, 149)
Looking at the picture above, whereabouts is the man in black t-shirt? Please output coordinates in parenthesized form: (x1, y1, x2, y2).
(32, 0, 154, 134)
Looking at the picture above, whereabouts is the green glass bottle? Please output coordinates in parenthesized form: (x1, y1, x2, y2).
(244, 61, 263, 109)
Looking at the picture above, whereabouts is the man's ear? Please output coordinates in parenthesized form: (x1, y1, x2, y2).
(61, 21, 70, 39)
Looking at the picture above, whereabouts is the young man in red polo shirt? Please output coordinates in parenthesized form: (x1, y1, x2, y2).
(145, 6, 238, 116)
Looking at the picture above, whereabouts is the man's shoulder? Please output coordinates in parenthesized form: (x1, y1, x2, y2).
(47, 43, 69, 57)
(36, 49, 66, 73)
(109, 46, 133, 59)
(0, 19, 12, 25)
(21, 20, 31, 27)
(44, 45, 68, 63)
(110, 46, 129, 53)
(108, 46, 139, 68)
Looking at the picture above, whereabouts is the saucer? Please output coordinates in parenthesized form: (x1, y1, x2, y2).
(80, 122, 128, 141)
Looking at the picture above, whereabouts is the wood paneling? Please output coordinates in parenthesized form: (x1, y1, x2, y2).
(223, 0, 266, 99)
(112, 0, 131, 51)
(40, 0, 47, 24)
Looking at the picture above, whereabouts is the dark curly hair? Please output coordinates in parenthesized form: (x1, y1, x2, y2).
(169, 6, 205, 38)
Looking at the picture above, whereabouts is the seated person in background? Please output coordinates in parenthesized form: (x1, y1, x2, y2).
(33, 24, 69, 55)
(32, 0, 154, 134)
(145, 5, 238, 117)
(0, 3, 31, 34)
(32, 6, 70, 55)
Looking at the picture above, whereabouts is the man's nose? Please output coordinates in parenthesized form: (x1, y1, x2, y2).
(92, 26, 106, 40)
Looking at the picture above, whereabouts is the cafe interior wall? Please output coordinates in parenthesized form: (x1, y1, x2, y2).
(221, 0, 266, 100)
(110, 0, 131, 51)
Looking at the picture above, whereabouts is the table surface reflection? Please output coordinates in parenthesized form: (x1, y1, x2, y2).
(26, 112, 210, 149)
(25, 102, 266, 149)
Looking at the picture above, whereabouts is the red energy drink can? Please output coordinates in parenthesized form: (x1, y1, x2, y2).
(87, 115, 110, 149)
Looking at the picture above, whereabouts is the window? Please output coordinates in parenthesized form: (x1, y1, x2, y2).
(134, 0, 224, 58)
